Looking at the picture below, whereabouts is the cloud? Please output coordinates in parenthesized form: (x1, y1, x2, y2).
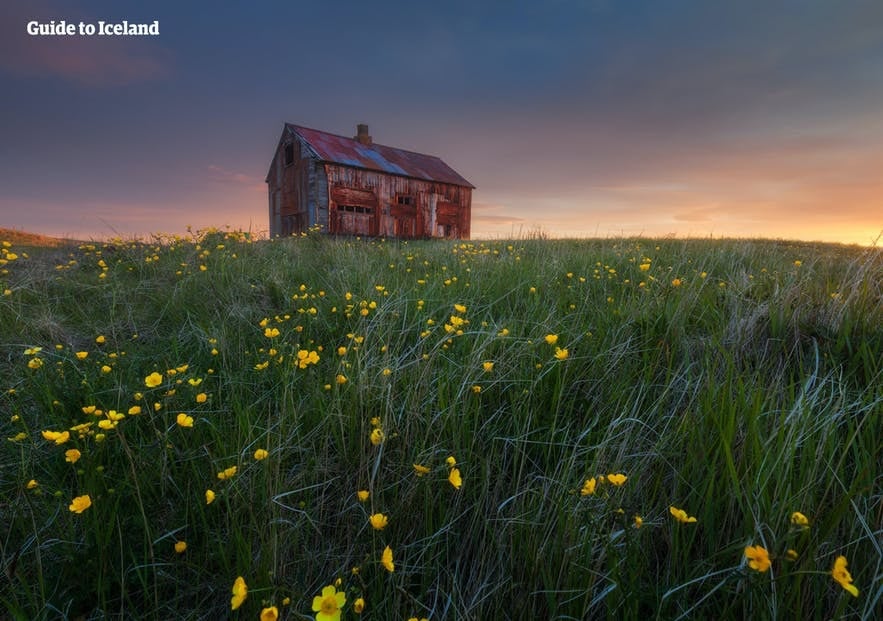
(206, 165, 265, 193)
(0, 2, 168, 86)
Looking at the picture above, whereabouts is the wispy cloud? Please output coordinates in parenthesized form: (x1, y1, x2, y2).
(206, 165, 266, 194)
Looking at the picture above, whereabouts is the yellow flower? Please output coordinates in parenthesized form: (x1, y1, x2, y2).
(353, 597, 365, 614)
(381, 545, 395, 572)
(785, 549, 798, 561)
(554, 347, 569, 360)
(176, 413, 194, 428)
(453, 303, 467, 313)
(253, 448, 269, 461)
(337, 346, 347, 356)
(65, 448, 82, 463)
(580, 477, 597, 496)
(101, 365, 112, 374)
(195, 392, 207, 403)
(230, 576, 247, 610)
(639, 262, 651, 271)
(369, 428, 384, 446)
(482, 361, 494, 373)
(634, 515, 643, 528)
(27, 358, 43, 369)
(144, 372, 163, 388)
(413, 463, 430, 477)
(336, 374, 348, 385)
(357, 489, 369, 502)
(205, 489, 216, 505)
(264, 327, 280, 338)
(260, 606, 279, 621)
(26, 479, 38, 489)
(744, 545, 771, 572)
(790, 511, 810, 528)
(831, 555, 859, 597)
(217, 465, 238, 480)
(446, 455, 457, 467)
(95, 335, 106, 344)
(69, 494, 92, 514)
(448, 467, 462, 489)
(174, 541, 187, 554)
(128, 405, 142, 415)
(42, 430, 70, 445)
(369, 513, 388, 530)
(312, 584, 346, 621)
(75, 351, 89, 360)
(669, 506, 697, 523)
(607, 473, 627, 486)
(671, 278, 682, 287)
(544, 334, 558, 345)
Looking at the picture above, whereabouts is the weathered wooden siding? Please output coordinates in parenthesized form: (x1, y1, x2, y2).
(323, 164, 471, 239)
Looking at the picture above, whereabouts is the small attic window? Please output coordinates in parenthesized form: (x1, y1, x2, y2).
(284, 143, 294, 166)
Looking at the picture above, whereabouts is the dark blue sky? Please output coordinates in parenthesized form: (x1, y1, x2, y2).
(2, 0, 882, 243)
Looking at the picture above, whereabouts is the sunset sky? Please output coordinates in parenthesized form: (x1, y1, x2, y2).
(2, 0, 882, 245)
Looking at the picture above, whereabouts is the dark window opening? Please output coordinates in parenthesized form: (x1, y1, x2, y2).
(338, 205, 373, 214)
(284, 143, 294, 166)
(396, 195, 414, 206)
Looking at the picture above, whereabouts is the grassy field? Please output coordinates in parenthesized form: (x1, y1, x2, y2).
(1, 230, 880, 620)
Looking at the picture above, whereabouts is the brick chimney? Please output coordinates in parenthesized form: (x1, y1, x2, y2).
(355, 124, 372, 145)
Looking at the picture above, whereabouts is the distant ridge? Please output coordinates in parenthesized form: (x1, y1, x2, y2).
(0, 228, 78, 247)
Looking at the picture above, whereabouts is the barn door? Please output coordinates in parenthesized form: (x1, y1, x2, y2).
(330, 187, 378, 236)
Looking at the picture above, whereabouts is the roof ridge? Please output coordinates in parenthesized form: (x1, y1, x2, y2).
(286, 123, 448, 160)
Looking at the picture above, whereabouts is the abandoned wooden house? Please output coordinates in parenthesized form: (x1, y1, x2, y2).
(266, 123, 474, 238)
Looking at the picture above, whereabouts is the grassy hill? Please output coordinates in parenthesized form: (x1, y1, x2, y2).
(1, 230, 880, 619)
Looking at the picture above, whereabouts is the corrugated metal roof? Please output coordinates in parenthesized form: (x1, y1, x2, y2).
(286, 123, 474, 188)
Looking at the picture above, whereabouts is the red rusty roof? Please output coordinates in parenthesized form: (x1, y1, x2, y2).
(285, 123, 474, 188)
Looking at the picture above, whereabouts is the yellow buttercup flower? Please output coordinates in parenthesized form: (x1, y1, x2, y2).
(634, 515, 643, 528)
(205, 489, 216, 505)
(790, 511, 810, 528)
(75, 351, 89, 360)
(669, 506, 697, 523)
(144, 372, 163, 388)
(176, 413, 194, 428)
(554, 347, 569, 360)
(42, 430, 70, 445)
(264, 327, 280, 338)
(607, 473, 627, 486)
(580, 477, 597, 496)
(831, 555, 859, 597)
(69, 494, 92, 514)
(482, 361, 494, 373)
(369, 513, 389, 530)
(413, 463, 430, 477)
(65, 449, 82, 463)
(260, 606, 278, 621)
(446, 455, 457, 467)
(217, 465, 238, 480)
(353, 597, 365, 613)
(253, 448, 269, 461)
(174, 541, 187, 554)
(230, 576, 247, 610)
(26, 479, 38, 489)
(381, 545, 395, 572)
(312, 584, 346, 621)
(544, 334, 558, 345)
(744, 545, 771, 572)
(369, 428, 384, 446)
(448, 467, 462, 489)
